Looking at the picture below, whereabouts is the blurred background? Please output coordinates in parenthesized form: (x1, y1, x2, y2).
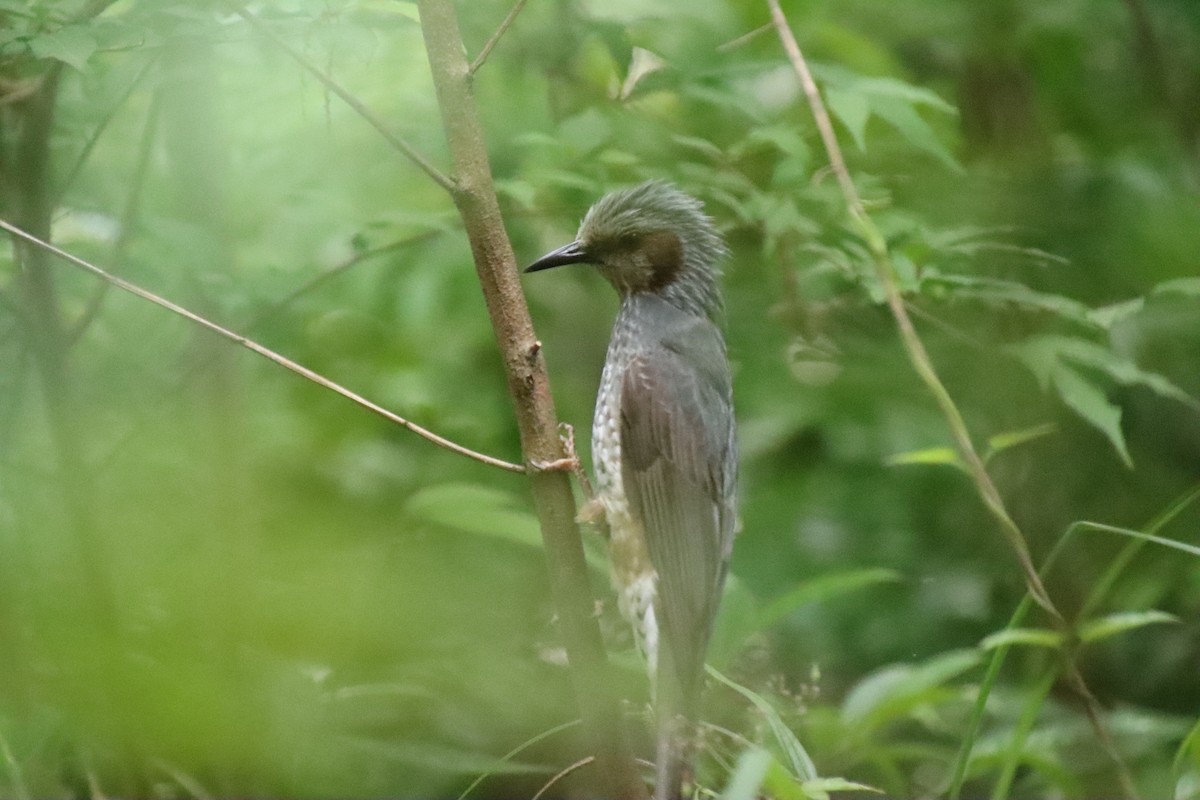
(1, 0, 1198, 797)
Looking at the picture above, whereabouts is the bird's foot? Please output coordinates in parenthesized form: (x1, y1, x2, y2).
(557, 422, 597, 499)
(529, 456, 578, 473)
(574, 497, 606, 527)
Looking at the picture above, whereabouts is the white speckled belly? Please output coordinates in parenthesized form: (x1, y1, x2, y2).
(593, 344, 659, 679)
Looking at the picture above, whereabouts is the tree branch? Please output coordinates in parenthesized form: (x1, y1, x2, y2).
(0, 219, 524, 474)
(232, 6, 457, 195)
(417, 1, 648, 797)
(765, 3, 1140, 798)
(469, 0, 529, 76)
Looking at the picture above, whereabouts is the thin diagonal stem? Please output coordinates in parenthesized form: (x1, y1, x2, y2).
(469, 0, 529, 76)
(765, 3, 1140, 797)
(233, 7, 456, 195)
(0, 218, 524, 474)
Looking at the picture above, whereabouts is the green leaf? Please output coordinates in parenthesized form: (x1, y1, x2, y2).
(885, 446, 963, 469)
(0, 0, 33, 15)
(1028, 335, 1200, 411)
(979, 628, 1064, 651)
(825, 88, 870, 151)
(720, 748, 773, 800)
(1152, 276, 1200, 297)
(757, 568, 902, 632)
(28, 25, 97, 70)
(852, 75, 958, 114)
(841, 650, 980, 731)
(1074, 521, 1200, 560)
(922, 274, 1095, 327)
(1051, 364, 1132, 467)
(1078, 610, 1178, 644)
(493, 179, 537, 210)
(870, 95, 962, 172)
(800, 777, 883, 796)
(405, 483, 541, 548)
(558, 108, 612, 155)
(985, 423, 1058, 455)
(707, 666, 818, 781)
(671, 134, 726, 161)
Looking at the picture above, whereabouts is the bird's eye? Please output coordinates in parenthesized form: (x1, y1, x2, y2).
(617, 233, 641, 250)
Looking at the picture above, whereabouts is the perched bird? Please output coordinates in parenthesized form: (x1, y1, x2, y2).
(526, 181, 737, 800)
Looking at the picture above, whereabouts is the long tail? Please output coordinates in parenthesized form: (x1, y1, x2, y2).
(653, 643, 701, 800)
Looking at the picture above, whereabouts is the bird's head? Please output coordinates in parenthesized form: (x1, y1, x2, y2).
(525, 181, 727, 318)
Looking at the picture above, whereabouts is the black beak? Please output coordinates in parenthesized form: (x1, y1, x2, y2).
(524, 241, 590, 273)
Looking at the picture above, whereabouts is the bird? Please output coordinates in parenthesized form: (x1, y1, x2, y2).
(526, 181, 737, 800)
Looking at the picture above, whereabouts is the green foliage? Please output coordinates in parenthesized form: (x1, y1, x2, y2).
(1, 0, 1199, 797)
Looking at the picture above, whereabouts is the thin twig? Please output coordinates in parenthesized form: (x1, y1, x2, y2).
(0, 218, 525, 474)
(66, 89, 161, 346)
(531, 757, 595, 800)
(248, 230, 441, 327)
(766, 0, 1056, 620)
(469, 0, 529, 76)
(717, 22, 773, 53)
(233, 6, 457, 195)
(765, 4, 1140, 798)
(53, 55, 157, 208)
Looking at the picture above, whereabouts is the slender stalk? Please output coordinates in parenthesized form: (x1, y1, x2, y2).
(417, 1, 648, 796)
(765, 3, 1139, 797)
(233, 6, 457, 194)
(469, 0, 529, 76)
(0, 220, 525, 474)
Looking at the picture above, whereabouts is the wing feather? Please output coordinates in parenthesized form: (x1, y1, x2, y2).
(619, 308, 736, 704)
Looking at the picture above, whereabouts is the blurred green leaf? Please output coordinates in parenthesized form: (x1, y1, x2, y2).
(979, 628, 1064, 651)
(985, 423, 1058, 457)
(825, 88, 870, 151)
(720, 747, 773, 800)
(757, 568, 902, 632)
(885, 446, 963, 469)
(1153, 277, 1200, 297)
(1051, 364, 1132, 467)
(841, 650, 981, 732)
(405, 484, 541, 548)
(708, 666, 818, 781)
(28, 25, 96, 70)
(1078, 610, 1178, 644)
(801, 776, 884, 797)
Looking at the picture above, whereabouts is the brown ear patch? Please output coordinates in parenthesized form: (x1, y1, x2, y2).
(643, 230, 684, 290)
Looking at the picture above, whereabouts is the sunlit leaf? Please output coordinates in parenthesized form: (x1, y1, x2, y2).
(985, 423, 1058, 457)
(979, 628, 1064, 651)
(1153, 276, 1200, 297)
(884, 446, 962, 468)
(720, 747, 772, 800)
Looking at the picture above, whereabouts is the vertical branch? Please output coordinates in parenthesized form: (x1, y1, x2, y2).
(417, 2, 647, 797)
(10, 61, 118, 630)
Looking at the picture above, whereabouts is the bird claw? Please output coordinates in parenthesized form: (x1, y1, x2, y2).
(529, 456, 578, 473)
(575, 497, 606, 526)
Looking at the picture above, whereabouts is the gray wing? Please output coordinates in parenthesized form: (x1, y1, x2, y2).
(619, 307, 736, 702)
